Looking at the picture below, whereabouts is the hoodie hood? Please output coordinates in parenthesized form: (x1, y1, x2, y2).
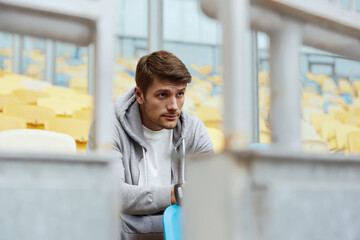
(114, 88, 186, 151)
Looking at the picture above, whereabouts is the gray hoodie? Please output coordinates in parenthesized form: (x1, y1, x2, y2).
(87, 88, 213, 240)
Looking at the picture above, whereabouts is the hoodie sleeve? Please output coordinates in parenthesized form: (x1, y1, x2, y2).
(187, 117, 214, 154)
(111, 145, 173, 215)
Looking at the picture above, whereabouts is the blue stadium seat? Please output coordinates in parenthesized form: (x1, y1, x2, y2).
(163, 205, 182, 240)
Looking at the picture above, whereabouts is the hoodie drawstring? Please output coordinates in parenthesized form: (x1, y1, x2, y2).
(142, 148, 148, 186)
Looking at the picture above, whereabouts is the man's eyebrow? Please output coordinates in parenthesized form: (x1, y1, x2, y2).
(154, 89, 171, 94)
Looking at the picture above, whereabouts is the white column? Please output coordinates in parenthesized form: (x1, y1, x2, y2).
(250, 31, 259, 143)
(148, 0, 163, 52)
(88, 43, 95, 96)
(45, 39, 55, 83)
(12, 34, 23, 74)
(269, 19, 302, 151)
(220, 0, 251, 150)
(93, 0, 115, 151)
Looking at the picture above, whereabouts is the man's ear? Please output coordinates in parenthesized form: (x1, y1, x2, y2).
(134, 87, 145, 104)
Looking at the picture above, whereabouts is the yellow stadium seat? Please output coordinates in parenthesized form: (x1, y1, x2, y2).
(329, 108, 350, 124)
(352, 80, 360, 95)
(207, 75, 223, 86)
(0, 114, 26, 131)
(196, 106, 222, 129)
(37, 97, 83, 116)
(206, 127, 225, 153)
(198, 65, 213, 76)
(1, 73, 31, 83)
(73, 108, 93, 121)
(3, 103, 55, 128)
(61, 92, 93, 109)
(260, 130, 271, 144)
(47, 117, 91, 151)
(0, 81, 26, 95)
(259, 86, 270, 108)
(12, 89, 50, 104)
(258, 72, 269, 86)
(313, 74, 330, 86)
(42, 86, 77, 99)
(320, 119, 341, 150)
(347, 131, 360, 154)
(193, 79, 213, 93)
(335, 124, 360, 150)
(69, 77, 88, 94)
(0, 95, 21, 111)
(349, 105, 360, 118)
(25, 64, 43, 79)
(338, 78, 354, 94)
(310, 113, 331, 134)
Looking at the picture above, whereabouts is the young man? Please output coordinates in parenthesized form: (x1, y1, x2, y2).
(87, 50, 213, 240)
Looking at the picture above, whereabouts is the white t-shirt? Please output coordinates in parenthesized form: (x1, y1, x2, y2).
(138, 125, 173, 186)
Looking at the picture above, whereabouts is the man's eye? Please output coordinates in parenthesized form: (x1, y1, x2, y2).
(159, 93, 166, 98)
(177, 92, 184, 97)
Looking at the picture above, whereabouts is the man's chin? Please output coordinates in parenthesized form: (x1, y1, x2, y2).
(161, 120, 178, 129)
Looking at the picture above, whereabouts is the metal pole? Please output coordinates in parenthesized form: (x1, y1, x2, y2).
(45, 39, 55, 83)
(269, 18, 302, 151)
(88, 43, 95, 96)
(250, 31, 259, 143)
(221, 0, 251, 150)
(12, 34, 23, 74)
(147, 0, 163, 52)
(93, 0, 115, 151)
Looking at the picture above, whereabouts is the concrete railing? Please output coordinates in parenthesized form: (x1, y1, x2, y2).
(0, 152, 120, 239)
(184, 151, 360, 240)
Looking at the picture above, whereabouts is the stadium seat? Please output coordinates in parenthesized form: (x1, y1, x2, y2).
(349, 105, 360, 118)
(73, 108, 93, 121)
(0, 129, 76, 153)
(196, 106, 222, 129)
(320, 120, 341, 150)
(260, 129, 271, 144)
(37, 97, 83, 116)
(47, 117, 91, 150)
(69, 77, 88, 94)
(310, 113, 331, 134)
(12, 89, 50, 104)
(347, 131, 360, 154)
(42, 86, 77, 99)
(335, 124, 360, 150)
(329, 108, 350, 124)
(0, 95, 21, 111)
(3, 103, 55, 128)
(0, 81, 26, 95)
(0, 114, 26, 131)
(163, 205, 182, 240)
(206, 127, 225, 153)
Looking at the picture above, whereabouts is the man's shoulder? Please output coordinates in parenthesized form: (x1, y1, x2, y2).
(181, 111, 206, 130)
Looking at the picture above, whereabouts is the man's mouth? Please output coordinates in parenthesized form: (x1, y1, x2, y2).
(163, 114, 179, 120)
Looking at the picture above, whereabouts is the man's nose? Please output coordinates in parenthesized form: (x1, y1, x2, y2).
(167, 97, 178, 112)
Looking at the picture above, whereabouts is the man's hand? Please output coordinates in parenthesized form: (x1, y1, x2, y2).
(171, 185, 177, 205)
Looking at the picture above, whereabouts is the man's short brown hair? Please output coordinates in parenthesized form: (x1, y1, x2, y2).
(135, 51, 192, 95)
